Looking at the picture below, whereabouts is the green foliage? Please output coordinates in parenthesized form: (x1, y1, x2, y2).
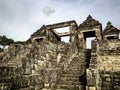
(14, 41, 25, 45)
(0, 47, 3, 52)
(0, 35, 14, 49)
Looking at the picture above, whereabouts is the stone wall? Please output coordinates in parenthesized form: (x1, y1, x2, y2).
(98, 40, 120, 90)
(0, 16, 120, 90)
(86, 40, 120, 90)
(86, 40, 99, 90)
(28, 25, 60, 44)
(0, 40, 78, 90)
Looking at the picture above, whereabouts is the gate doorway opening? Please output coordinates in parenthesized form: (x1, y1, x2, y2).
(54, 27, 70, 43)
(61, 36, 70, 43)
(54, 27, 69, 33)
(86, 37, 95, 49)
(83, 30, 96, 49)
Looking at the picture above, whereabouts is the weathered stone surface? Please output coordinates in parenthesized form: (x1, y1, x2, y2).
(103, 22, 120, 39)
(78, 15, 102, 30)
(0, 16, 120, 90)
(0, 83, 12, 90)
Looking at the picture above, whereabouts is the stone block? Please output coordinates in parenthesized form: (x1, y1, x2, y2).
(0, 83, 12, 90)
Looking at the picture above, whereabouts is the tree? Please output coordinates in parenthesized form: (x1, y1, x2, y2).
(0, 47, 3, 52)
(14, 41, 25, 45)
(0, 35, 14, 49)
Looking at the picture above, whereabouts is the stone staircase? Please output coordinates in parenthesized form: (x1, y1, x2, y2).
(0, 41, 83, 90)
(0, 44, 32, 67)
(55, 52, 86, 90)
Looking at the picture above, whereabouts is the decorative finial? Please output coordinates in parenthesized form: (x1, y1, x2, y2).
(107, 21, 111, 26)
(42, 24, 45, 27)
(87, 15, 92, 19)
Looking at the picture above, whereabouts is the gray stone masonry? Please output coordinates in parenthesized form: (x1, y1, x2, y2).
(0, 15, 120, 90)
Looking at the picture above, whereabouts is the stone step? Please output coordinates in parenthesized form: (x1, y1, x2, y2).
(70, 61, 85, 64)
(70, 62, 85, 65)
(0, 83, 12, 90)
(55, 88, 69, 90)
(65, 85, 74, 90)
(68, 67, 83, 70)
(70, 60, 85, 64)
(62, 73, 80, 76)
(57, 80, 74, 84)
(68, 67, 85, 70)
(55, 54, 85, 90)
(70, 62, 85, 66)
(7, 63, 18, 66)
(64, 68, 81, 70)
(74, 82, 81, 85)
(66, 68, 82, 71)
(15, 85, 43, 90)
(63, 71, 81, 75)
(65, 67, 81, 70)
(62, 73, 80, 77)
(56, 84, 68, 89)
(55, 84, 80, 90)
(0, 75, 43, 89)
(8, 61, 17, 64)
(59, 77, 79, 82)
(14, 87, 31, 90)
(58, 81, 80, 86)
(57, 80, 80, 86)
(72, 57, 85, 60)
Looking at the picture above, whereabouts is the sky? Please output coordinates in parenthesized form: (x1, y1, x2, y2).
(0, 0, 120, 42)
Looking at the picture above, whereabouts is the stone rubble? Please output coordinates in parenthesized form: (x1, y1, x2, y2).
(0, 15, 120, 90)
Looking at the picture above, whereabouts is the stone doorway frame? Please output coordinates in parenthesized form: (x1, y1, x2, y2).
(78, 28, 102, 49)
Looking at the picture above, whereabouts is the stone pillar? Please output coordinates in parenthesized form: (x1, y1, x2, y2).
(31, 38, 35, 44)
(86, 40, 99, 90)
(42, 69, 51, 90)
(46, 29, 49, 41)
(57, 53, 61, 64)
(95, 28, 102, 40)
(22, 58, 32, 75)
(78, 32, 85, 50)
(70, 25, 76, 43)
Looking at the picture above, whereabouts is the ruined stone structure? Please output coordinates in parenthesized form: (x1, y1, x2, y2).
(0, 15, 120, 90)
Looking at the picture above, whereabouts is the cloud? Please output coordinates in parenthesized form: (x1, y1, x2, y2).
(42, 6, 55, 16)
(0, 0, 120, 41)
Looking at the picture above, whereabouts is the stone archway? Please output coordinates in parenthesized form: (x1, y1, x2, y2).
(77, 15, 102, 49)
(81, 29, 101, 49)
(45, 20, 77, 43)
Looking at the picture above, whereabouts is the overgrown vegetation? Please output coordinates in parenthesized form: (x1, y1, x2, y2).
(0, 35, 15, 52)
(14, 41, 25, 45)
(0, 35, 26, 52)
(0, 47, 3, 52)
